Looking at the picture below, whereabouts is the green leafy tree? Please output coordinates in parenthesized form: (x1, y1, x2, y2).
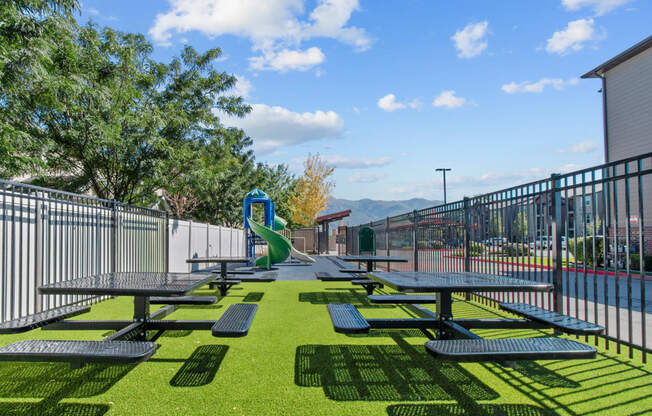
(4, 18, 249, 203)
(511, 210, 528, 241)
(0, 0, 79, 177)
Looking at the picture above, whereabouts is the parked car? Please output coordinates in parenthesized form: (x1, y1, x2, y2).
(484, 237, 507, 247)
(530, 236, 552, 249)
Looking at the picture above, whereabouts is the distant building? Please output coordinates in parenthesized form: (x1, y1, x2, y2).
(582, 36, 652, 254)
(581, 35, 652, 162)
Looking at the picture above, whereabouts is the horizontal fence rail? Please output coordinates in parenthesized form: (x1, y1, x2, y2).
(0, 179, 245, 323)
(345, 152, 651, 362)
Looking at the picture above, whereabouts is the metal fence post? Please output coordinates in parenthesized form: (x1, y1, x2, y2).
(164, 212, 169, 273)
(463, 197, 472, 300)
(111, 201, 118, 273)
(550, 174, 564, 313)
(188, 220, 192, 273)
(385, 217, 390, 271)
(413, 210, 419, 272)
(464, 197, 471, 273)
(34, 197, 44, 312)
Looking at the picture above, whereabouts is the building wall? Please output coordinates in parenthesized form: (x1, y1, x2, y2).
(605, 47, 652, 162)
(603, 47, 652, 253)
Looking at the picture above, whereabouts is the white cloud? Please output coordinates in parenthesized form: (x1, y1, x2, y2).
(559, 140, 598, 153)
(348, 172, 386, 183)
(501, 77, 579, 94)
(352, 106, 360, 113)
(561, 0, 631, 15)
(149, 0, 371, 71)
(321, 155, 392, 169)
(87, 7, 99, 15)
(451, 21, 489, 58)
(545, 18, 602, 55)
(232, 74, 253, 98)
(221, 104, 344, 153)
(249, 47, 325, 71)
(432, 90, 467, 109)
(377, 94, 406, 112)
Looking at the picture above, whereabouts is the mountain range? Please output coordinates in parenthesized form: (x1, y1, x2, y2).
(322, 198, 443, 227)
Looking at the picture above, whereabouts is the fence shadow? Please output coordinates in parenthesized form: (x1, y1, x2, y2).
(386, 403, 556, 416)
(170, 345, 229, 387)
(294, 338, 497, 402)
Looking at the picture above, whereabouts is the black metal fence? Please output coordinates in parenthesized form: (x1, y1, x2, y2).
(0, 179, 168, 321)
(346, 152, 651, 362)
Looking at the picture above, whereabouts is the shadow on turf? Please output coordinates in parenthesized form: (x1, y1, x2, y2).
(386, 403, 556, 416)
(295, 336, 498, 402)
(0, 361, 136, 415)
(243, 291, 265, 302)
(298, 290, 395, 308)
(170, 345, 229, 387)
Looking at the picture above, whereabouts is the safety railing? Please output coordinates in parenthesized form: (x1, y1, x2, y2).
(346, 152, 651, 362)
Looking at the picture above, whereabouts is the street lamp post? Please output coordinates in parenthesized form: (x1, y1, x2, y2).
(435, 168, 451, 204)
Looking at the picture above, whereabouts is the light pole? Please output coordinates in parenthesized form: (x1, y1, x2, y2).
(435, 168, 451, 204)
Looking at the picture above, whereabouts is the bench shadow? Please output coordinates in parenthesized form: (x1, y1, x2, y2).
(295, 337, 497, 402)
(386, 403, 557, 416)
(243, 292, 265, 302)
(346, 329, 427, 338)
(0, 402, 110, 416)
(160, 329, 193, 338)
(170, 345, 229, 387)
(298, 291, 395, 309)
(0, 361, 135, 415)
(177, 304, 224, 310)
(0, 362, 134, 398)
(512, 361, 580, 388)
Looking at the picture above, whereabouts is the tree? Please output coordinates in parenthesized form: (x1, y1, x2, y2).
(511, 210, 528, 241)
(0, 0, 80, 177)
(289, 154, 335, 227)
(488, 212, 503, 238)
(4, 19, 249, 203)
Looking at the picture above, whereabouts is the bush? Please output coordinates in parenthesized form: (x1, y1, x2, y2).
(630, 254, 652, 272)
(449, 241, 485, 257)
(568, 237, 604, 266)
(502, 243, 530, 256)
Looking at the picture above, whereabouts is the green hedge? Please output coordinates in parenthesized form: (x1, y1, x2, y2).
(568, 237, 604, 266)
(630, 254, 652, 272)
(502, 243, 531, 256)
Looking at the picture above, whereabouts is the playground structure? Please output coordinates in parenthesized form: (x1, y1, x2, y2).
(243, 189, 314, 269)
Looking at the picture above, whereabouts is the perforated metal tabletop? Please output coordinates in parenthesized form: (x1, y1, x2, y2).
(38, 272, 215, 297)
(186, 257, 252, 264)
(368, 271, 553, 293)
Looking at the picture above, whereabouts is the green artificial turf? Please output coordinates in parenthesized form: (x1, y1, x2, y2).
(0, 281, 650, 415)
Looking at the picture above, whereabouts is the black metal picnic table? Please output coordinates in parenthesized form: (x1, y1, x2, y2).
(186, 256, 252, 279)
(39, 272, 219, 340)
(367, 271, 552, 321)
(327, 270, 600, 361)
(338, 255, 408, 272)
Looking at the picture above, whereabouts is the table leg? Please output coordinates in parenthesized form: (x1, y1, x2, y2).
(436, 290, 454, 339)
(133, 296, 150, 341)
(366, 260, 373, 272)
(220, 262, 227, 280)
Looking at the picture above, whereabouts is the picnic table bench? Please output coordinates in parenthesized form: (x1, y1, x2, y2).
(327, 270, 600, 363)
(0, 272, 259, 367)
(0, 305, 90, 334)
(314, 272, 356, 281)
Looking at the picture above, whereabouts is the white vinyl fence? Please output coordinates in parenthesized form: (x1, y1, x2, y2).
(168, 220, 245, 272)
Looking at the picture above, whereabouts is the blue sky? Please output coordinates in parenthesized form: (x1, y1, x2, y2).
(79, 0, 650, 202)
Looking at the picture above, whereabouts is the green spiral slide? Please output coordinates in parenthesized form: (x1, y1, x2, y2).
(248, 215, 315, 269)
